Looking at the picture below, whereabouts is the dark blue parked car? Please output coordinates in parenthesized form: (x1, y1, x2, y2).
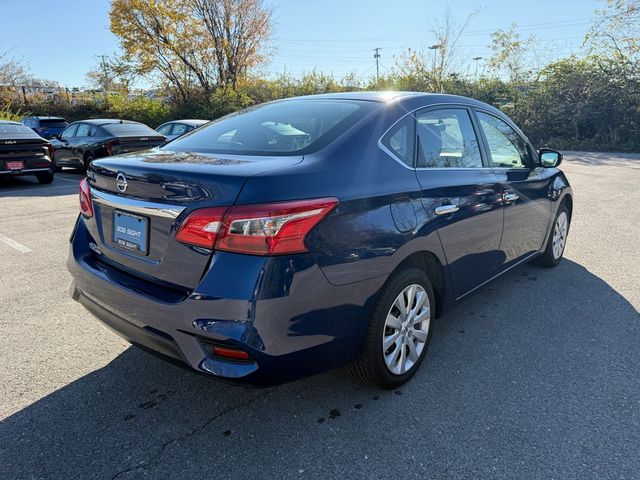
(67, 92, 572, 388)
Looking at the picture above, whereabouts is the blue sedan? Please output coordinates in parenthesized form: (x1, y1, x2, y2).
(67, 92, 572, 388)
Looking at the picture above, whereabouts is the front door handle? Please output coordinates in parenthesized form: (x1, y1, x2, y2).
(504, 192, 519, 202)
(434, 204, 459, 215)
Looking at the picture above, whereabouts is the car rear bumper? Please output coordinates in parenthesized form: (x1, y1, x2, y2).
(0, 167, 52, 177)
(68, 217, 383, 386)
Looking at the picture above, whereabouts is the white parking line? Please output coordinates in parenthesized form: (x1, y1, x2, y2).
(57, 177, 81, 183)
(0, 233, 32, 253)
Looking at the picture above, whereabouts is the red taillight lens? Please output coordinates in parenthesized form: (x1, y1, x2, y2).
(79, 178, 93, 217)
(176, 198, 339, 255)
(46, 143, 54, 161)
(175, 206, 227, 249)
(218, 198, 339, 255)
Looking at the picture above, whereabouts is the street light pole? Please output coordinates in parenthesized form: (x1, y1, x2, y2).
(428, 44, 441, 70)
(473, 56, 483, 81)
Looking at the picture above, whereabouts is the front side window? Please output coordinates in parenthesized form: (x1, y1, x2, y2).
(381, 115, 415, 166)
(476, 112, 530, 168)
(165, 100, 375, 156)
(61, 124, 77, 140)
(416, 109, 483, 168)
(157, 124, 172, 135)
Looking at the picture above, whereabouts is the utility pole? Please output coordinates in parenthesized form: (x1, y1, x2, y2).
(373, 48, 381, 84)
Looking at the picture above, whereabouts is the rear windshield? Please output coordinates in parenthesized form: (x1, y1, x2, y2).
(164, 100, 376, 156)
(102, 123, 160, 137)
(0, 124, 39, 137)
(39, 119, 68, 127)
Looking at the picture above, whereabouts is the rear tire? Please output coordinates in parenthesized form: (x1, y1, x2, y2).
(349, 268, 434, 389)
(533, 202, 570, 267)
(36, 171, 54, 184)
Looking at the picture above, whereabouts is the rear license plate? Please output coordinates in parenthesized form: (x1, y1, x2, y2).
(6, 161, 25, 170)
(113, 211, 149, 255)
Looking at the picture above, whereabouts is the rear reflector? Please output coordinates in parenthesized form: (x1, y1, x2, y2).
(212, 346, 250, 361)
(176, 198, 339, 255)
(79, 178, 93, 217)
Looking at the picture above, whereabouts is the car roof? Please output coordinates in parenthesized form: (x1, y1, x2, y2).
(0, 120, 22, 125)
(170, 119, 209, 126)
(28, 116, 66, 120)
(286, 91, 496, 109)
(74, 119, 142, 126)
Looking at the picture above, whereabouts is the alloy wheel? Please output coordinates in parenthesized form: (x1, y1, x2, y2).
(382, 284, 431, 375)
(552, 211, 568, 259)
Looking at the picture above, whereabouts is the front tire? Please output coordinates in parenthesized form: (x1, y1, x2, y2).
(534, 202, 571, 267)
(349, 268, 434, 389)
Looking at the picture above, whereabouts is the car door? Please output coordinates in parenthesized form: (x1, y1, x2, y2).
(73, 123, 93, 161)
(52, 124, 77, 164)
(414, 106, 504, 298)
(474, 110, 554, 268)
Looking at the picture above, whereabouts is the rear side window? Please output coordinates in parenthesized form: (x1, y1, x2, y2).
(102, 123, 159, 137)
(381, 115, 415, 166)
(416, 109, 483, 168)
(165, 100, 375, 156)
(476, 112, 530, 168)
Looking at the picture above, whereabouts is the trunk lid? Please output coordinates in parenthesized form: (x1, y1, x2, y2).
(0, 138, 50, 170)
(110, 135, 166, 155)
(85, 149, 303, 290)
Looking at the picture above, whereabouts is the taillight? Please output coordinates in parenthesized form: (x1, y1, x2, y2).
(106, 139, 119, 156)
(175, 207, 227, 249)
(176, 198, 339, 255)
(46, 143, 54, 161)
(79, 178, 93, 217)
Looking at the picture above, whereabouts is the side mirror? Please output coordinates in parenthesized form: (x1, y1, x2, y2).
(539, 148, 563, 168)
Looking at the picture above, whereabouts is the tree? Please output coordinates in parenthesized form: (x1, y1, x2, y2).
(110, 0, 272, 100)
(0, 51, 29, 87)
(191, 0, 272, 89)
(488, 24, 536, 82)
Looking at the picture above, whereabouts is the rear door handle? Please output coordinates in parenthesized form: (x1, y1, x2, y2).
(504, 192, 519, 202)
(434, 204, 459, 215)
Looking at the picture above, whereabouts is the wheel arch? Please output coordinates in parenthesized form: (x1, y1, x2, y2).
(390, 250, 446, 318)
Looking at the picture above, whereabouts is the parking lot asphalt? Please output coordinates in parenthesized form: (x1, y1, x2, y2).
(0, 153, 638, 480)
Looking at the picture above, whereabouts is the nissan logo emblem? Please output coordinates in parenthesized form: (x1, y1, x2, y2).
(116, 173, 128, 193)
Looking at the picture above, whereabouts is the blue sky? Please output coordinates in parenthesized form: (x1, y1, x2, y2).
(0, 0, 601, 88)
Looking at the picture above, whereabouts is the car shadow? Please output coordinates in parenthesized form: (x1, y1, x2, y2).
(1, 259, 638, 479)
(0, 170, 83, 197)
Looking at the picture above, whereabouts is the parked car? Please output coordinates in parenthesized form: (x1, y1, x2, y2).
(67, 92, 572, 388)
(0, 120, 55, 184)
(156, 119, 208, 141)
(21, 116, 68, 139)
(50, 119, 165, 170)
